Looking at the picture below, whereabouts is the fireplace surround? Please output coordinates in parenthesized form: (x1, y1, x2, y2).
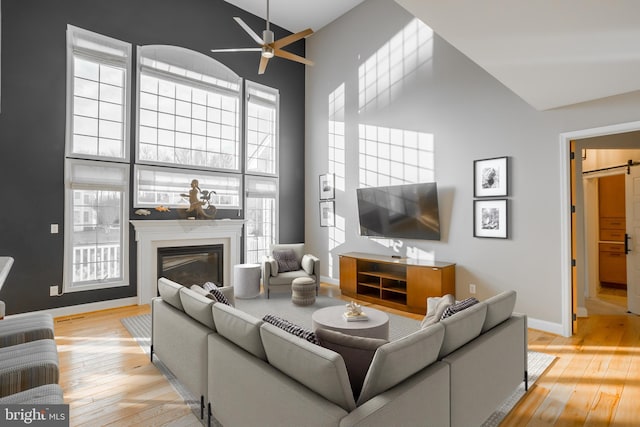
(131, 219, 244, 305)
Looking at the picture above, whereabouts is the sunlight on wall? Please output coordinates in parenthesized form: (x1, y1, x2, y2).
(328, 84, 347, 276)
(406, 245, 435, 262)
(358, 18, 433, 113)
(358, 124, 434, 187)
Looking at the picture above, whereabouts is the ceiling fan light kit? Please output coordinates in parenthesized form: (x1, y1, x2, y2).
(210, 0, 313, 74)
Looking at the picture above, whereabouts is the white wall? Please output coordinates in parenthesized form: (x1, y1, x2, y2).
(304, 0, 640, 334)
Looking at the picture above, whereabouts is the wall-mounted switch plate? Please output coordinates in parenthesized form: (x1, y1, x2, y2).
(50, 285, 59, 296)
(50, 224, 59, 234)
(469, 284, 476, 294)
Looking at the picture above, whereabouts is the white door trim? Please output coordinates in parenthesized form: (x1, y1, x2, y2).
(559, 120, 640, 337)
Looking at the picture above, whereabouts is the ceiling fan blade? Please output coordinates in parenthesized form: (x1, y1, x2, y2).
(258, 56, 270, 75)
(273, 29, 313, 49)
(233, 17, 264, 45)
(210, 47, 262, 53)
(274, 49, 314, 66)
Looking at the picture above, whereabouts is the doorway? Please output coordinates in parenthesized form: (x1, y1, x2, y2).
(560, 121, 640, 336)
(581, 159, 640, 315)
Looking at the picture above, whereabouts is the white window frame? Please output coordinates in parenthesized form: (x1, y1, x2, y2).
(244, 175, 279, 264)
(63, 158, 130, 292)
(136, 45, 243, 173)
(245, 80, 279, 176)
(134, 164, 243, 210)
(65, 25, 132, 162)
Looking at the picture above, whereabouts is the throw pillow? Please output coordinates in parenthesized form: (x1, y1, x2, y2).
(272, 249, 300, 273)
(440, 297, 479, 320)
(189, 284, 216, 301)
(420, 294, 455, 328)
(262, 314, 319, 345)
(209, 287, 231, 306)
(203, 281, 221, 291)
(316, 328, 388, 400)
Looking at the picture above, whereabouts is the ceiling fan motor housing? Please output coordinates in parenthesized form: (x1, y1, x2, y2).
(262, 30, 275, 58)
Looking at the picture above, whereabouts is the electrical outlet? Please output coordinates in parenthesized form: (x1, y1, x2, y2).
(469, 283, 476, 294)
(50, 224, 59, 234)
(50, 285, 59, 297)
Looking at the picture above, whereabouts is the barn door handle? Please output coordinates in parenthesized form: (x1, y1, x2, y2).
(625, 233, 631, 254)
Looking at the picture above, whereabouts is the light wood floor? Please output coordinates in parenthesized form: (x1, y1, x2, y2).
(53, 286, 640, 426)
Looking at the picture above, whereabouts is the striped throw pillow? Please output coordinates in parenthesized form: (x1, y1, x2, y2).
(441, 297, 479, 320)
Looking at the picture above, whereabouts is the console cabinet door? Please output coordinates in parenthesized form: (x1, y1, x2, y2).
(339, 256, 357, 294)
(407, 265, 455, 313)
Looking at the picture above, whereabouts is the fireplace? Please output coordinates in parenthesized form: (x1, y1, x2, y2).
(158, 244, 224, 288)
(130, 219, 244, 305)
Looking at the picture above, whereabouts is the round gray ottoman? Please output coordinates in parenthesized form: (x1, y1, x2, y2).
(291, 277, 316, 306)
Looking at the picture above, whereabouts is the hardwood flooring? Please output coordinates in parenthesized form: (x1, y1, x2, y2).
(53, 285, 640, 426)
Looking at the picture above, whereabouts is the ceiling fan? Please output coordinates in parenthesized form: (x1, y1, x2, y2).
(211, 0, 314, 74)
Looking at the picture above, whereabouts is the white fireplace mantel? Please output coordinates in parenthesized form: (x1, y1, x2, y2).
(131, 219, 244, 305)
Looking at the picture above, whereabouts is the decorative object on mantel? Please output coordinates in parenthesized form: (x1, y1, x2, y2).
(343, 301, 368, 322)
(155, 206, 170, 212)
(135, 209, 151, 216)
(180, 179, 217, 219)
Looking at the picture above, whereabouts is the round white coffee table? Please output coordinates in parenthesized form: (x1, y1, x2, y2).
(311, 305, 389, 340)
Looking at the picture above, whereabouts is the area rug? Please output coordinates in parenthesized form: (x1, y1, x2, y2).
(122, 296, 555, 426)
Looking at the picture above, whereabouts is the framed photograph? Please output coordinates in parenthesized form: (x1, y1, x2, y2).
(319, 173, 334, 200)
(319, 200, 335, 227)
(474, 156, 508, 197)
(474, 199, 508, 239)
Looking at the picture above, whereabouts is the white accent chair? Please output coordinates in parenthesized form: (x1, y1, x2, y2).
(261, 243, 320, 298)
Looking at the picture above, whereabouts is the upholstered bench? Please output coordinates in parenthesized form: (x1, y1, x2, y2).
(0, 384, 64, 404)
(291, 277, 316, 306)
(0, 313, 55, 348)
(0, 339, 60, 397)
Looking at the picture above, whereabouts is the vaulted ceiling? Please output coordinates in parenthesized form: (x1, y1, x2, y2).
(227, 0, 640, 111)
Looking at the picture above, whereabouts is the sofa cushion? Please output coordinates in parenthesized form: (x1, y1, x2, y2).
(267, 270, 313, 286)
(272, 249, 300, 272)
(158, 278, 184, 311)
(357, 323, 445, 406)
(438, 302, 487, 359)
(441, 297, 479, 320)
(260, 322, 356, 411)
(179, 287, 216, 330)
(421, 294, 455, 328)
(213, 304, 266, 360)
(262, 315, 319, 345)
(316, 328, 387, 400)
(481, 290, 517, 333)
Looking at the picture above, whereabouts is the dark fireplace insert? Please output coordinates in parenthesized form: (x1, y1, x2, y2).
(157, 244, 224, 287)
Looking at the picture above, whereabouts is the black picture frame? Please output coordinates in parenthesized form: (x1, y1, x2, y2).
(319, 173, 334, 200)
(474, 199, 508, 238)
(319, 200, 334, 227)
(474, 156, 508, 197)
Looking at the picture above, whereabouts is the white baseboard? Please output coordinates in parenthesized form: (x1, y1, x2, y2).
(321, 275, 339, 286)
(5, 297, 139, 320)
(527, 317, 566, 336)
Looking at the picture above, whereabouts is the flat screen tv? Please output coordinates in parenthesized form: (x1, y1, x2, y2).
(356, 182, 441, 240)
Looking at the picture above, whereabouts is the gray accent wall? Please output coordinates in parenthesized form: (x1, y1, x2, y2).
(304, 0, 640, 333)
(0, 0, 305, 314)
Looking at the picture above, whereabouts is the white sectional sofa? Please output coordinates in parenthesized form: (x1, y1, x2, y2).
(151, 278, 527, 427)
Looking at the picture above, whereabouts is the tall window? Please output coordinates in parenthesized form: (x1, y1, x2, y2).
(137, 46, 241, 172)
(245, 81, 279, 262)
(246, 81, 279, 175)
(64, 25, 131, 292)
(67, 26, 130, 161)
(245, 176, 278, 264)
